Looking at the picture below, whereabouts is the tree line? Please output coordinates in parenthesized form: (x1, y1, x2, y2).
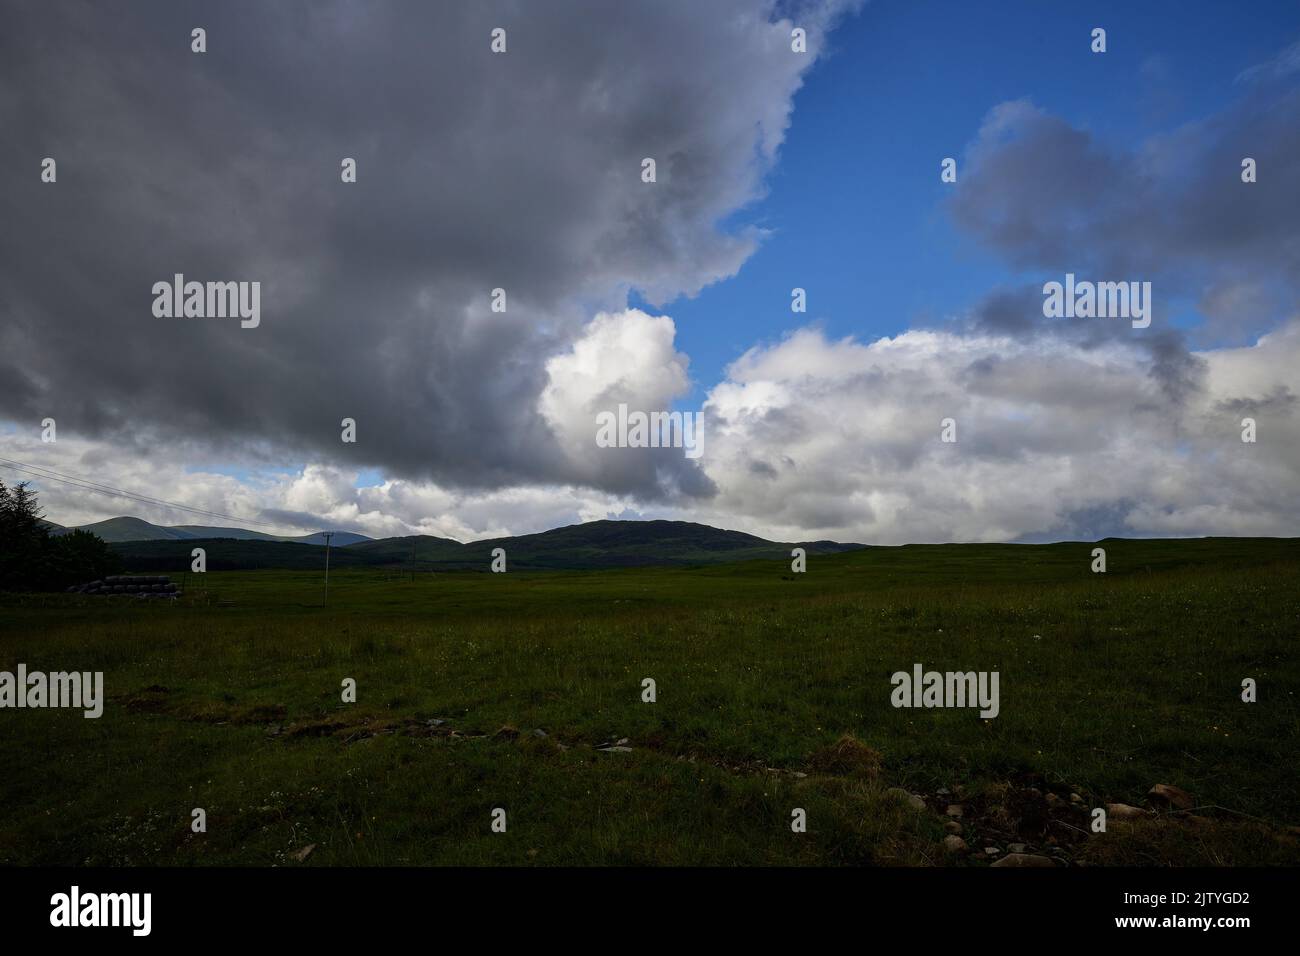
(0, 480, 122, 592)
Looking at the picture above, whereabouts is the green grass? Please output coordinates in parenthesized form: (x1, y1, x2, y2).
(1, 538, 1297, 866)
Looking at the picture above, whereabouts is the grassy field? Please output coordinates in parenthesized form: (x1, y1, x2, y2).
(1, 538, 1297, 866)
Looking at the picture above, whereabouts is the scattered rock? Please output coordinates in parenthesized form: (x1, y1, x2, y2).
(990, 852, 1056, 868)
(1045, 793, 1062, 807)
(1069, 793, 1083, 804)
(983, 846, 1000, 856)
(886, 788, 927, 812)
(1148, 784, 1194, 811)
(1107, 802, 1148, 821)
(291, 844, 316, 862)
(1008, 842, 1028, 853)
(942, 835, 968, 853)
(598, 745, 633, 753)
(493, 726, 520, 740)
(943, 821, 963, 835)
(531, 728, 547, 738)
(946, 804, 963, 819)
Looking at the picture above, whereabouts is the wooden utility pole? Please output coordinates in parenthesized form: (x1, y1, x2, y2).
(322, 532, 335, 608)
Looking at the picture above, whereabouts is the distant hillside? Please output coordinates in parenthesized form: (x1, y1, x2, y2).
(349, 519, 862, 570)
(173, 526, 369, 546)
(107, 519, 864, 572)
(79, 516, 194, 542)
(109, 537, 385, 572)
(70, 516, 370, 546)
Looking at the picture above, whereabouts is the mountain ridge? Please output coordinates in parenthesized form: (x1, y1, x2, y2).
(62, 516, 371, 547)
(77, 517, 864, 571)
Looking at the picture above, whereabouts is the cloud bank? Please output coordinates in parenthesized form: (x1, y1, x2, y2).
(3, 2, 1298, 545)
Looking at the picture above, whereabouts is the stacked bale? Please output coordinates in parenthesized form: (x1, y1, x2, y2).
(69, 575, 182, 599)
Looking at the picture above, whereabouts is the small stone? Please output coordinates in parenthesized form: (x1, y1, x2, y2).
(886, 788, 926, 811)
(1045, 793, 1062, 807)
(291, 843, 316, 862)
(531, 728, 547, 737)
(599, 746, 633, 753)
(1107, 802, 1148, 821)
(937, 787, 951, 796)
(946, 804, 963, 819)
(943, 821, 963, 835)
(942, 835, 967, 853)
(1008, 843, 1028, 853)
(1148, 784, 1194, 811)
(1070, 792, 1083, 804)
(983, 846, 1000, 856)
(990, 852, 1056, 868)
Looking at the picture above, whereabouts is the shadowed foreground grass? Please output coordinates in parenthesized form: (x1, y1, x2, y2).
(1, 538, 1297, 866)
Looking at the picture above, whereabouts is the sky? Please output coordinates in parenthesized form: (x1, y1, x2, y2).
(1, 0, 1299, 544)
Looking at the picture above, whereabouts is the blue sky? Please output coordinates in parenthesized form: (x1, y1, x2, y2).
(660, 0, 1300, 404)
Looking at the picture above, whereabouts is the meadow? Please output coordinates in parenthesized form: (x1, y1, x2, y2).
(1, 538, 1297, 866)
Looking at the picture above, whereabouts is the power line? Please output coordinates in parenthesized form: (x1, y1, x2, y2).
(0, 455, 305, 532)
(0, 455, 295, 529)
(0, 456, 214, 514)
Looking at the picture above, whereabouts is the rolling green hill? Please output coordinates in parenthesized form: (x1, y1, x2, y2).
(79, 516, 195, 542)
(348, 519, 863, 569)
(109, 519, 864, 571)
(69, 516, 370, 546)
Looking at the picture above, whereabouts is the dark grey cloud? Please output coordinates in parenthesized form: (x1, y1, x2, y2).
(961, 282, 1206, 407)
(1215, 384, 1297, 416)
(948, 79, 1300, 348)
(1010, 500, 1140, 544)
(0, 0, 847, 501)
